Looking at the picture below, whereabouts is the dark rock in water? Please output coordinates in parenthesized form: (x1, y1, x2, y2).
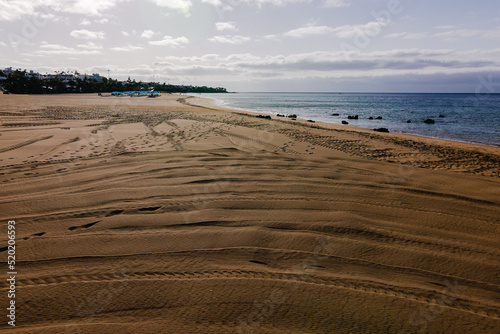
(256, 115, 272, 119)
(373, 128, 389, 133)
(287, 114, 297, 118)
(368, 117, 374, 120)
(307, 119, 315, 123)
(332, 113, 340, 116)
(347, 115, 359, 120)
(342, 120, 349, 125)
(407, 120, 412, 123)
(276, 114, 285, 117)
(424, 119, 435, 124)
(439, 114, 446, 118)
(376, 116, 383, 120)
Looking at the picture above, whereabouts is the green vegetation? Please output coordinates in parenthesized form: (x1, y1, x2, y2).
(0, 69, 227, 94)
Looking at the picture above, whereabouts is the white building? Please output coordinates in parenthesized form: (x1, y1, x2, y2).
(25, 70, 44, 79)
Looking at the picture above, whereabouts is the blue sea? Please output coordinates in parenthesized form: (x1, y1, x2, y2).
(197, 92, 500, 147)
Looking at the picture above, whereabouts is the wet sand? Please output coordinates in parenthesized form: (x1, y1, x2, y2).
(0, 93, 499, 333)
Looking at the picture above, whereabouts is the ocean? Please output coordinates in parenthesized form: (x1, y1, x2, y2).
(196, 92, 500, 147)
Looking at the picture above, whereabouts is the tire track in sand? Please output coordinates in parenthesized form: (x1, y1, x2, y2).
(3, 270, 498, 320)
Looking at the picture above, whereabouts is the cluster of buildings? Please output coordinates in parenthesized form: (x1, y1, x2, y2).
(0, 67, 106, 82)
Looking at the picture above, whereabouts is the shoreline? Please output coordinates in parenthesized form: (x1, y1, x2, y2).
(191, 92, 500, 149)
(185, 94, 500, 156)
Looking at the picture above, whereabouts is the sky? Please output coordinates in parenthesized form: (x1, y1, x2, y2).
(1, 0, 499, 92)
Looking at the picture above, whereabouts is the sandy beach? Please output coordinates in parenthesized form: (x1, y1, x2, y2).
(0, 93, 499, 333)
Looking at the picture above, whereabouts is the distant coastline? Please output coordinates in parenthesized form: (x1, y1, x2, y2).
(0, 67, 227, 95)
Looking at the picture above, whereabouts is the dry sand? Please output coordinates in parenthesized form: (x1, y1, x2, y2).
(0, 93, 499, 333)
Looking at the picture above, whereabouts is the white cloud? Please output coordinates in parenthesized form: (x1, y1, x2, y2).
(284, 19, 389, 39)
(0, 0, 126, 21)
(208, 35, 251, 44)
(322, 0, 350, 8)
(52, 0, 125, 16)
(150, 48, 500, 81)
(333, 19, 388, 39)
(80, 19, 92, 26)
(34, 43, 102, 55)
(201, 0, 223, 5)
(404, 33, 428, 40)
(284, 25, 334, 38)
(70, 29, 105, 40)
(432, 27, 500, 40)
(110, 45, 144, 52)
(202, 0, 313, 11)
(247, 0, 313, 7)
(385, 32, 428, 40)
(77, 42, 103, 50)
(151, 0, 192, 12)
(201, 0, 233, 11)
(435, 25, 458, 30)
(260, 34, 281, 41)
(141, 30, 155, 39)
(385, 32, 407, 39)
(95, 18, 109, 24)
(216, 22, 238, 31)
(122, 31, 130, 37)
(149, 36, 189, 47)
(0, 0, 37, 21)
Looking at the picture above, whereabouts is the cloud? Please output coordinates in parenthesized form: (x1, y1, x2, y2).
(50, 0, 126, 16)
(70, 29, 105, 40)
(435, 25, 458, 30)
(148, 36, 189, 47)
(94, 18, 109, 24)
(432, 27, 500, 40)
(284, 25, 334, 38)
(250, 0, 313, 7)
(80, 19, 92, 26)
(150, 0, 192, 12)
(0, 0, 128, 20)
(76, 42, 103, 50)
(284, 19, 389, 39)
(208, 35, 251, 44)
(34, 43, 102, 55)
(110, 45, 144, 52)
(201, 0, 223, 5)
(260, 34, 281, 41)
(322, 0, 350, 8)
(0, 0, 38, 21)
(385, 32, 406, 39)
(202, 0, 313, 11)
(215, 22, 238, 31)
(385, 32, 428, 40)
(151, 48, 500, 81)
(141, 30, 155, 39)
(332, 19, 388, 39)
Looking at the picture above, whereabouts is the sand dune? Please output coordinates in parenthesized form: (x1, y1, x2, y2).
(0, 94, 499, 333)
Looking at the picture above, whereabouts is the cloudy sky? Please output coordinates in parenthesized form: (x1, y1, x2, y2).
(1, 0, 499, 92)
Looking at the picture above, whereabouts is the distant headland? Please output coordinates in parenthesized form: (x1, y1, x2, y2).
(0, 67, 227, 94)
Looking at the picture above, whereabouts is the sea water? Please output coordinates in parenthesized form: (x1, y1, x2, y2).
(197, 92, 500, 147)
